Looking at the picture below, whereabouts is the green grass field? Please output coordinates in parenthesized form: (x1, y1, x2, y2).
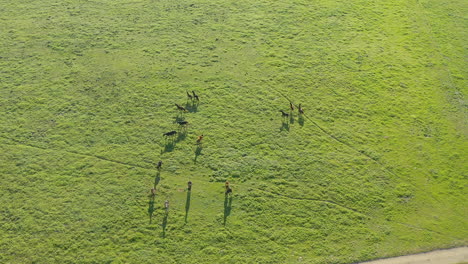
(1, 0, 467, 263)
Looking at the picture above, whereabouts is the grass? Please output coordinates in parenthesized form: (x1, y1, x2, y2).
(0, 0, 467, 263)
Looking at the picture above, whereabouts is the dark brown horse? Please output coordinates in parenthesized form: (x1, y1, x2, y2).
(156, 160, 163, 170)
(175, 103, 188, 112)
(186, 91, 193, 100)
(163, 130, 177, 137)
(280, 110, 289, 118)
(192, 91, 199, 101)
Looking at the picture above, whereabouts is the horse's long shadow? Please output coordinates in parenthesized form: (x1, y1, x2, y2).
(162, 212, 168, 238)
(162, 140, 176, 153)
(185, 101, 198, 113)
(298, 115, 305, 127)
(154, 171, 161, 187)
(175, 130, 187, 143)
(148, 196, 155, 224)
(194, 145, 203, 163)
(280, 120, 290, 132)
(223, 195, 233, 226)
(289, 114, 295, 125)
(184, 191, 191, 223)
(175, 115, 185, 123)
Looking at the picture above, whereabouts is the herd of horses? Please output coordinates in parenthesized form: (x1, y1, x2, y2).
(280, 102, 304, 118)
(162, 91, 202, 142)
(154, 91, 305, 210)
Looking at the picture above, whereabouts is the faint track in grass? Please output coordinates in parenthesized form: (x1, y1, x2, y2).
(274, 89, 441, 202)
(243, 183, 459, 239)
(241, 182, 367, 216)
(0, 135, 154, 170)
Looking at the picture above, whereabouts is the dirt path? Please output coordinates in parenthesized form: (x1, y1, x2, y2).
(360, 247, 468, 264)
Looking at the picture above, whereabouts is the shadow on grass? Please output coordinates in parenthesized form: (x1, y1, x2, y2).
(185, 101, 199, 113)
(298, 115, 304, 127)
(162, 212, 168, 238)
(223, 195, 233, 226)
(280, 120, 290, 132)
(194, 145, 203, 163)
(289, 114, 295, 124)
(154, 171, 161, 187)
(175, 115, 185, 123)
(175, 130, 187, 143)
(162, 140, 176, 153)
(148, 196, 155, 224)
(184, 190, 191, 223)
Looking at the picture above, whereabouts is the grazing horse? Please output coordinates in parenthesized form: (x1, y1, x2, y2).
(156, 160, 163, 170)
(192, 91, 199, 101)
(150, 188, 156, 196)
(196, 134, 204, 144)
(163, 130, 177, 137)
(298, 104, 304, 114)
(280, 110, 289, 118)
(290, 102, 295, 111)
(186, 91, 193, 100)
(175, 103, 187, 112)
(177, 120, 189, 126)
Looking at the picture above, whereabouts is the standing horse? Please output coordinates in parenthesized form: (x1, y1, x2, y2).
(192, 91, 199, 101)
(298, 104, 304, 114)
(196, 134, 204, 144)
(186, 91, 193, 100)
(175, 103, 188, 112)
(280, 110, 289, 118)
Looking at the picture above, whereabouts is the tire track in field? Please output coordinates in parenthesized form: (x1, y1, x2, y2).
(273, 89, 441, 203)
(394, 222, 461, 240)
(241, 183, 457, 239)
(268, 90, 458, 239)
(0, 135, 154, 170)
(239, 182, 367, 216)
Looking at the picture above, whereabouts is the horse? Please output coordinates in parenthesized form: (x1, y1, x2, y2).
(298, 104, 304, 114)
(177, 120, 189, 126)
(164, 200, 169, 211)
(175, 103, 187, 112)
(156, 160, 163, 170)
(290, 102, 295, 111)
(225, 187, 232, 195)
(163, 130, 177, 137)
(192, 91, 199, 101)
(150, 188, 156, 196)
(186, 91, 193, 100)
(196, 134, 204, 144)
(280, 110, 289, 118)
(188, 181, 192, 191)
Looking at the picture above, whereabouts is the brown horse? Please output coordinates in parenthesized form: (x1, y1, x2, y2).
(196, 134, 204, 144)
(186, 91, 193, 100)
(156, 160, 163, 170)
(280, 110, 289, 118)
(298, 104, 304, 114)
(163, 130, 177, 137)
(290, 102, 295, 111)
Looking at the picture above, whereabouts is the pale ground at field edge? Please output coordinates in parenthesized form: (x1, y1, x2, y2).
(359, 247, 468, 264)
